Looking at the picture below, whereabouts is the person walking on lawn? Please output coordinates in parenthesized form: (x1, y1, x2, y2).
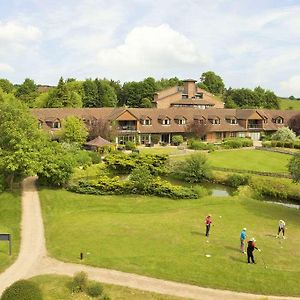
(276, 220, 286, 239)
(240, 228, 247, 254)
(247, 238, 261, 264)
(205, 214, 212, 237)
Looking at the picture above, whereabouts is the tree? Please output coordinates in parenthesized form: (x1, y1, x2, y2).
(175, 153, 212, 183)
(60, 116, 88, 146)
(15, 78, 38, 107)
(172, 135, 184, 145)
(82, 79, 98, 107)
(96, 79, 117, 107)
(288, 113, 300, 136)
(88, 119, 117, 141)
(188, 120, 212, 140)
(0, 99, 46, 188)
(271, 127, 296, 141)
(140, 97, 153, 108)
(0, 78, 14, 93)
(289, 95, 296, 100)
(46, 77, 82, 108)
(37, 141, 76, 187)
(199, 71, 225, 94)
(288, 153, 300, 182)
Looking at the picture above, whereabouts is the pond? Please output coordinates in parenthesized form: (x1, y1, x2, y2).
(165, 177, 235, 197)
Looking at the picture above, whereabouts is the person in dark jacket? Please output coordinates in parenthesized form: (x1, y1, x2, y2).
(247, 238, 260, 264)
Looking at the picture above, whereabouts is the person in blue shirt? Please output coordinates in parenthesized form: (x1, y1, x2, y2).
(240, 228, 247, 253)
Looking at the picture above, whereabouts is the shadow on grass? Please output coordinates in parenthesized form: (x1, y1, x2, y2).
(229, 255, 246, 263)
(225, 246, 241, 253)
(191, 231, 206, 237)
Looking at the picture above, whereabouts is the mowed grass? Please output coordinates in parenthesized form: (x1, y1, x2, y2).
(279, 98, 300, 110)
(0, 191, 21, 272)
(39, 189, 300, 296)
(207, 149, 291, 173)
(139, 147, 187, 156)
(30, 275, 183, 300)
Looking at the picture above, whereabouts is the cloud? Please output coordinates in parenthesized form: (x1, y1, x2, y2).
(97, 24, 210, 79)
(0, 63, 14, 73)
(0, 21, 41, 43)
(280, 75, 300, 96)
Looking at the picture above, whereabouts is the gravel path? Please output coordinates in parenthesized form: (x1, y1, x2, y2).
(0, 176, 299, 300)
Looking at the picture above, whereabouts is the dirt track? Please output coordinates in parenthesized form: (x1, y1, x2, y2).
(0, 177, 298, 300)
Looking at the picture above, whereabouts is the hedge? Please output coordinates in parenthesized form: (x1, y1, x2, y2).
(262, 140, 300, 149)
(68, 176, 200, 199)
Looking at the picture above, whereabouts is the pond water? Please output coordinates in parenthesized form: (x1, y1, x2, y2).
(265, 201, 299, 210)
(165, 177, 234, 197)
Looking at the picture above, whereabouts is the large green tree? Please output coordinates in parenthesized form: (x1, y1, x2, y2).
(15, 78, 38, 107)
(46, 77, 82, 108)
(199, 71, 225, 95)
(0, 99, 46, 187)
(59, 116, 88, 146)
(0, 78, 14, 94)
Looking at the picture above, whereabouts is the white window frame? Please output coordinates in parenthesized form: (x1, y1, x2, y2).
(162, 118, 170, 125)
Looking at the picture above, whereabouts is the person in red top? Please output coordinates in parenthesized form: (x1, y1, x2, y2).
(205, 214, 212, 237)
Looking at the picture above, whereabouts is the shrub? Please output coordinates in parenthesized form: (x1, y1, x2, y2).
(101, 294, 111, 300)
(151, 134, 161, 145)
(130, 165, 154, 191)
(271, 127, 296, 141)
(125, 141, 136, 150)
(288, 153, 300, 182)
(283, 141, 294, 148)
(187, 139, 214, 150)
(226, 174, 250, 188)
(103, 153, 168, 175)
(88, 151, 102, 164)
(73, 150, 92, 168)
(86, 282, 103, 298)
(250, 177, 300, 204)
(192, 185, 211, 197)
(222, 138, 253, 149)
(175, 153, 212, 183)
(72, 271, 88, 293)
(0, 174, 5, 192)
(1, 280, 42, 300)
(262, 141, 272, 147)
(172, 135, 183, 146)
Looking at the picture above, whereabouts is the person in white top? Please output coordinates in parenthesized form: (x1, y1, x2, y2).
(276, 220, 286, 239)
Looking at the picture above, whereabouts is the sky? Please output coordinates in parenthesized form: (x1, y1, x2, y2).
(0, 0, 300, 97)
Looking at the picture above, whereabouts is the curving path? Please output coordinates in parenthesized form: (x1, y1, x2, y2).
(0, 177, 299, 300)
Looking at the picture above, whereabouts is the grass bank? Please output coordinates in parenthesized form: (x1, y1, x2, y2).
(30, 275, 182, 300)
(0, 191, 21, 272)
(39, 189, 300, 296)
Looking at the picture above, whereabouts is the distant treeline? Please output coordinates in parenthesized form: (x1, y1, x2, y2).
(0, 71, 290, 109)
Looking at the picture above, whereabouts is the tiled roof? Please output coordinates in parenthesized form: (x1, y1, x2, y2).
(86, 136, 112, 147)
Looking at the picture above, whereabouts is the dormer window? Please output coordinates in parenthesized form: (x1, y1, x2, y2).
(182, 94, 188, 99)
(175, 115, 186, 125)
(226, 118, 237, 125)
(141, 119, 152, 125)
(195, 93, 203, 99)
(53, 121, 61, 128)
(208, 116, 220, 125)
(162, 118, 170, 125)
(273, 117, 284, 124)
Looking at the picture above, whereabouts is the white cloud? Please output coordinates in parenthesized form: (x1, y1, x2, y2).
(97, 24, 210, 79)
(280, 75, 300, 96)
(0, 21, 41, 43)
(0, 63, 14, 73)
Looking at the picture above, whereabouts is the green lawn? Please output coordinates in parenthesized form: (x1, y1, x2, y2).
(207, 149, 291, 173)
(0, 191, 21, 272)
(279, 98, 300, 110)
(39, 189, 300, 296)
(139, 147, 187, 156)
(30, 275, 183, 300)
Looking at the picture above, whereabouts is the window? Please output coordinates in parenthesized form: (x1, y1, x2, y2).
(274, 117, 284, 124)
(227, 118, 237, 124)
(52, 121, 61, 128)
(162, 118, 170, 125)
(230, 132, 236, 137)
(216, 132, 222, 139)
(209, 118, 220, 125)
(178, 118, 186, 125)
(141, 119, 151, 125)
(182, 94, 188, 99)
